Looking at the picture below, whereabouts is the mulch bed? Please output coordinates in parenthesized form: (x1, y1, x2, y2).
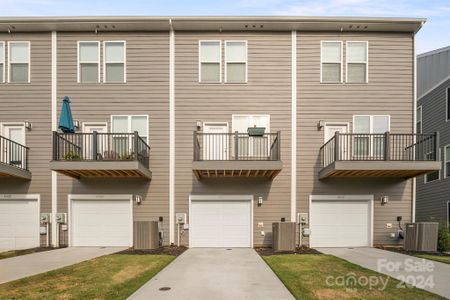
(375, 245, 450, 257)
(256, 246, 322, 256)
(118, 246, 188, 256)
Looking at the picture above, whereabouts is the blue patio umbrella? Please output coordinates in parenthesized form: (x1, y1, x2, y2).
(58, 96, 75, 133)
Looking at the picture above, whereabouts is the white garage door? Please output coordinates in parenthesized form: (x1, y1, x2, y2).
(310, 198, 372, 247)
(71, 198, 132, 247)
(190, 200, 252, 247)
(0, 198, 39, 251)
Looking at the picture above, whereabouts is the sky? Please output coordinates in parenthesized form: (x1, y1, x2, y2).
(1, 0, 449, 54)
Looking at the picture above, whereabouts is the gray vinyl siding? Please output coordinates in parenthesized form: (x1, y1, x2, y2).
(55, 32, 170, 244)
(174, 31, 292, 247)
(0, 33, 52, 216)
(416, 77, 450, 223)
(297, 32, 415, 245)
(417, 47, 450, 98)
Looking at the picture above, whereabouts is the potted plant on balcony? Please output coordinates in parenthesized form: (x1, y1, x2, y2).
(247, 125, 265, 137)
(62, 151, 80, 160)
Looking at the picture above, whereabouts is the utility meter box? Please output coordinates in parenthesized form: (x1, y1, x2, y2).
(297, 213, 309, 224)
(176, 213, 187, 224)
(40, 213, 51, 224)
(302, 228, 312, 237)
(56, 213, 67, 223)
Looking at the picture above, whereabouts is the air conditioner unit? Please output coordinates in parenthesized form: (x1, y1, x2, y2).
(404, 222, 438, 252)
(134, 221, 160, 249)
(272, 222, 296, 252)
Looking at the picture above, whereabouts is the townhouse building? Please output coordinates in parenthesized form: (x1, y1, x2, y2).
(0, 16, 441, 250)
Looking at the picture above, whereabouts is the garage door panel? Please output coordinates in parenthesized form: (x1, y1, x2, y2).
(72, 199, 132, 247)
(311, 200, 371, 248)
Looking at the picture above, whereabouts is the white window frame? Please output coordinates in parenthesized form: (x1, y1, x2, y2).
(198, 40, 222, 83)
(417, 105, 423, 134)
(77, 41, 100, 83)
(352, 115, 391, 134)
(320, 41, 343, 83)
(224, 40, 248, 83)
(425, 148, 441, 183)
(0, 41, 4, 83)
(446, 87, 449, 122)
(346, 41, 369, 84)
(444, 144, 450, 179)
(231, 114, 271, 133)
(110, 115, 149, 139)
(103, 41, 126, 83)
(7, 41, 31, 83)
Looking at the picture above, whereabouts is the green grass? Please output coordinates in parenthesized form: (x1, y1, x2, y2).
(263, 254, 445, 300)
(0, 254, 174, 300)
(415, 254, 450, 265)
(0, 247, 54, 260)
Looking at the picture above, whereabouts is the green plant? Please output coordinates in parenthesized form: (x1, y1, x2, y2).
(437, 221, 450, 252)
(62, 151, 80, 160)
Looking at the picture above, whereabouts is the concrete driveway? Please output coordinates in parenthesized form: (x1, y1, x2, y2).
(0, 246, 126, 284)
(128, 248, 294, 300)
(320, 247, 450, 299)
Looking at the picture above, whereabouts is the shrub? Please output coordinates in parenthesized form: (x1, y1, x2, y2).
(437, 221, 450, 252)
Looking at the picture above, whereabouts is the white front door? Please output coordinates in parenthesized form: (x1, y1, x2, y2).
(324, 123, 348, 142)
(2, 124, 26, 167)
(0, 197, 39, 251)
(190, 199, 252, 247)
(70, 197, 132, 247)
(82, 123, 107, 160)
(232, 115, 270, 158)
(310, 196, 372, 247)
(203, 123, 228, 160)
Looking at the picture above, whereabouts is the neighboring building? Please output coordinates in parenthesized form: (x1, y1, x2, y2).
(416, 46, 450, 227)
(0, 16, 441, 250)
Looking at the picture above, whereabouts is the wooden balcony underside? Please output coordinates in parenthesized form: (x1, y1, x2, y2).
(0, 163, 32, 180)
(193, 160, 283, 179)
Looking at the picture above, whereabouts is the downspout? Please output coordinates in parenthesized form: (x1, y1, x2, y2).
(51, 31, 58, 247)
(169, 19, 175, 245)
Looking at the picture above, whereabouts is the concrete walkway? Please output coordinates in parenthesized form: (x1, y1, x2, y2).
(320, 247, 450, 299)
(128, 248, 294, 300)
(0, 246, 126, 284)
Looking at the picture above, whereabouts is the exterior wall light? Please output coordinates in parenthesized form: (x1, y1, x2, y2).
(317, 120, 325, 130)
(24, 121, 32, 130)
(135, 195, 143, 205)
(73, 120, 80, 130)
(196, 120, 202, 131)
(380, 195, 389, 205)
(258, 196, 263, 206)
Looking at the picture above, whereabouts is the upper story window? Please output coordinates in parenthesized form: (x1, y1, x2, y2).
(104, 41, 126, 83)
(445, 145, 450, 179)
(8, 41, 30, 83)
(78, 41, 100, 83)
(446, 87, 449, 122)
(417, 105, 422, 134)
(225, 41, 247, 83)
(199, 40, 221, 83)
(0, 42, 4, 83)
(346, 42, 368, 83)
(321, 41, 342, 83)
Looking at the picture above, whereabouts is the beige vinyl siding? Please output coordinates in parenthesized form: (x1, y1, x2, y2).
(175, 31, 292, 246)
(0, 33, 52, 215)
(56, 32, 170, 244)
(297, 32, 414, 245)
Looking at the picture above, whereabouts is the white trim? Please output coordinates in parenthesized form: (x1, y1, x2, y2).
(352, 115, 391, 133)
(102, 40, 126, 83)
(67, 194, 133, 247)
(424, 148, 441, 183)
(291, 30, 297, 223)
(418, 74, 450, 100)
(198, 40, 222, 83)
(7, 41, 31, 83)
(77, 41, 100, 83)
(0, 41, 4, 83)
(82, 122, 108, 133)
(323, 122, 350, 143)
(202, 122, 229, 131)
(231, 114, 271, 132)
(444, 144, 450, 179)
(416, 105, 422, 134)
(1, 122, 26, 145)
(224, 40, 248, 83)
(51, 31, 57, 246)
(110, 115, 149, 139)
(309, 194, 374, 247)
(169, 22, 175, 244)
(345, 41, 369, 84)
(188, 194, 254, 248)
(446, 87, 449, 122)
(413, 35, 417, 222)
(320, 40, 343, 83)
(447, 201, 450, 230)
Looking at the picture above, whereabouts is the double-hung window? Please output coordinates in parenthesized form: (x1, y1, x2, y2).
(78, 41, 100, 83)
(225, 41, 247, 83)
(104, 41, 126, 83)
(8, 41, 30, 83)
(199, 41, 221, 83)
(321, 41, 342, 83)
(0, 42, 4, 83)
(445, 145, 450, 178)
(417, 106, 422, 134)
(353, 115, 390, 158)
(346, 41, 368, 83)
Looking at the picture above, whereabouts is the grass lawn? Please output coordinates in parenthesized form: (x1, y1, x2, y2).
(263, 254, 445, 300)
(0, 254, 174, 300)
(0, 247, 54, 260)
(415, 254, 450, 265)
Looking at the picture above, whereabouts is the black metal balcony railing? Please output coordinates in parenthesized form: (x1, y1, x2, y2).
(0, 135, 29, 171)
(52, 131, 150, 168)
(193, 131, 281, 161)
(320, 132, 439, 168)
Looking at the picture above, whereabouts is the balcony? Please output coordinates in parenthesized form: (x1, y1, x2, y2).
(0, 135, 31, 180)
(319, 132, 441, 179)
(193, 131, 282, 179)
(50, 131, 151, 179)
